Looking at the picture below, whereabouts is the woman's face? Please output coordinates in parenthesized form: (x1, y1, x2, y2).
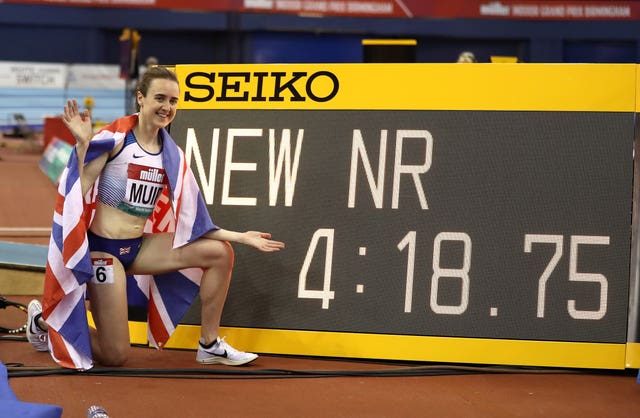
(137, 78, 180, 129)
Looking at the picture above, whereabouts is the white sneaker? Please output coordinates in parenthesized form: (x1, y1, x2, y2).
(26, 299, 48, 352)
(196, 336, 258, 366)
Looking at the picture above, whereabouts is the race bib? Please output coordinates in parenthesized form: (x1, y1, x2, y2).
(91, 258, 114, 284)
(119, 163, 167, 217)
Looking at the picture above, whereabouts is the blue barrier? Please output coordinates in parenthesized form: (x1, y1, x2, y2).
(0, 87, 125, 129)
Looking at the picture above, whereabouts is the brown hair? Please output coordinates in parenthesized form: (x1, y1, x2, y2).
(136, 66, 178, 97)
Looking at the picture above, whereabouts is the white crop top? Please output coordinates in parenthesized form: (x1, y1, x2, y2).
(97, 131, 167, 218)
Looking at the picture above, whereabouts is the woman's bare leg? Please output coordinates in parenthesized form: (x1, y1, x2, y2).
(86, 252, 131, 366)
(128, 233, 235, 345)
(196, 240, 234, 344)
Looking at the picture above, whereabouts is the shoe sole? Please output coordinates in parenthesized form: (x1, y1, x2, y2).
(196, 354, 258, 366)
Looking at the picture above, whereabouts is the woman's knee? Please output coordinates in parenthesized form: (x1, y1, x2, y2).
(198, 239, 234, 269)
(97, 342, 130, 366)
(217, 240, 235, 269)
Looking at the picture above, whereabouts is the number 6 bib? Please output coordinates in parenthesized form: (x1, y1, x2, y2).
(91, 258, 115, 284)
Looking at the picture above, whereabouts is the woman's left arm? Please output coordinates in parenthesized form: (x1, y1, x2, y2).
(203, 229, 285, 252)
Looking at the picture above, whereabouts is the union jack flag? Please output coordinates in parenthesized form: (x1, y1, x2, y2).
(42, 115, 217, 370)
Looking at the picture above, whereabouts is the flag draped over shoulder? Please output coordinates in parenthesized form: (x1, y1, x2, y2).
(42, 115, 216, 370)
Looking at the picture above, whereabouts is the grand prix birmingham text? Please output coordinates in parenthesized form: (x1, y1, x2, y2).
(183, 71, 340, 102)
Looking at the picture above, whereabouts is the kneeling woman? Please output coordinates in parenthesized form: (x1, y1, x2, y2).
(27, 66, 284, 370)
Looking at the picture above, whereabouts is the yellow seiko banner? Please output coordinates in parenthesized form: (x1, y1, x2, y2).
(175, 63, 636, 112)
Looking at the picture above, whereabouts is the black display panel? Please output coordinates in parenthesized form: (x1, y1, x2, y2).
(170, 109, 633, 344)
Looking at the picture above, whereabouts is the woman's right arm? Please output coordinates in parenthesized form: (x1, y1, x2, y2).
(61, 99, 108, 195)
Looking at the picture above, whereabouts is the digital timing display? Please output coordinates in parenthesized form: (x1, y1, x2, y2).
(171, 109, 632, 343)
(164, 63, 638, 368)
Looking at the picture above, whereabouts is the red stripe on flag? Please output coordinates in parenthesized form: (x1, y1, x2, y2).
(62, 220, 87, 265)
(55, 193, 65, 215)
(48, 328, 78, 369)
(42, 263, 66, 316)
(148, 296, 170, 349)
(101, 114, 137, 135)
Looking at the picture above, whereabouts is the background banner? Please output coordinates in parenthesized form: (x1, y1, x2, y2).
(67, 64, 124, 90)
(0, 61, 66, 89)
(3, 0, 640, 20)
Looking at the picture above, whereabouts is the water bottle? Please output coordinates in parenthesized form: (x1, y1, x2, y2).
(87, 405, 110, 418)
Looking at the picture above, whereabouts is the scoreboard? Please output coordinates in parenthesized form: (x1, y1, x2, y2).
(149, 63, 640, 369)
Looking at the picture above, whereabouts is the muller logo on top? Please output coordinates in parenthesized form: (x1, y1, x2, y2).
(139, 167, 165, 184)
